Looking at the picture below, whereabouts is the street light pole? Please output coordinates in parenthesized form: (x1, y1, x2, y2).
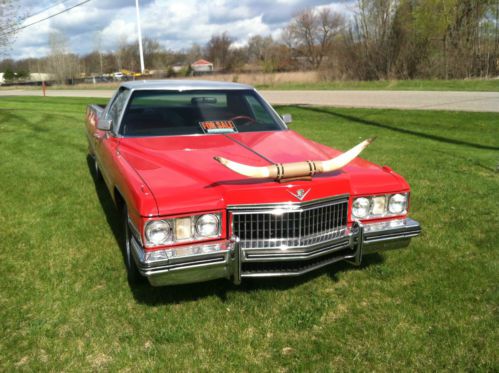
(135, 0, 145, 74)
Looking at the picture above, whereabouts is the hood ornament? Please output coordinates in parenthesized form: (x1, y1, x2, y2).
(288, 188, 310, 201)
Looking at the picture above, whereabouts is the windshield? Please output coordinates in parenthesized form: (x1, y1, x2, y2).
(119, 89, 285, 137)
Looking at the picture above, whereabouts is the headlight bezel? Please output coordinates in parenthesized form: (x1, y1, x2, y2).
(144, 212, 223, 248)
(195, 213, 221, 238)
(144, 219, 173, 246)
(352, 193, 408, 220)
(352, 197, 371, 219)
(388, 193, 408, 215)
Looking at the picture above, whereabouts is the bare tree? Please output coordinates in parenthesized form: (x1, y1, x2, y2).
(48, 32, 69, 83)
(0, 0, 21, 55)
(284, 8, 345, 69)
(116, 35, 141, 72)
(185, 43, 203, 63)
(93, 31, 104, 75)
(115, 35, 127, 71)
(47, 32, 80, 83)
(354, 0, 399, 79)
(247, 35, 293, 72)
(247, 35, 274, 64)
(143, 38, 162, 69)
(206, 32, 233, 70)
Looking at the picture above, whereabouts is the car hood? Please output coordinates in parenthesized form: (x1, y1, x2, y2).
(118, 131, 408, 216)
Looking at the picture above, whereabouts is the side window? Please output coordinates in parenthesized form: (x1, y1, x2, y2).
(106, 89, 130, 132)
(245, 95, 274, 123)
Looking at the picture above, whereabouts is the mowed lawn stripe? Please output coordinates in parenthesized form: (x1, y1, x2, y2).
(0, 97, 497, 371)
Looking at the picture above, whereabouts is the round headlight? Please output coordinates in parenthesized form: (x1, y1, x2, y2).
(388, 194, 407, 214)
(195, 214, 220, 237)
(352, 197, 371, 219)
(145, 220, 172, 245)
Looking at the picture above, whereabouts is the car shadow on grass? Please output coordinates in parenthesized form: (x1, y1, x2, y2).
(296, 106, 499, 151)
(127, 254, 384, 306)
(87, 155, 384, 305)
(87, 156, 126, 261)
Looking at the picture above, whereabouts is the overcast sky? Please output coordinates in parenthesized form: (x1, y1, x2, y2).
(7, 0, 354, 60)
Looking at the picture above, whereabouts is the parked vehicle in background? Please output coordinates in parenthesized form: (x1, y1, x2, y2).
(113, 72, 124, 80)
(85, 80, 421, 287)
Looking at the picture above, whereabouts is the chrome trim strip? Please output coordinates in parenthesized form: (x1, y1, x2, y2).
(363, 217, 421, 244)
(241, 249, 356, 278)
(141, 257, 226, 276)
(147, 259, 230, 287)
(236, 228, 349, 251)
(131, 238, 230, 269)
(130, 236, 146, 265)
(127, 217, 143, 245)
(231, 236, 241, 285)
(365, 231, 420, 243)
(244, 238, 351, 262)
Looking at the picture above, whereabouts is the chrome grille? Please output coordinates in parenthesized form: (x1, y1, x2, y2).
(230, 197, 348, 249)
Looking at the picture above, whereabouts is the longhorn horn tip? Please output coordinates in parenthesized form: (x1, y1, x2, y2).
(367, 136, 377, 144)
(213, 156, 226, 165)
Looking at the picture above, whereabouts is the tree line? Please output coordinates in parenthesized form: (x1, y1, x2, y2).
(1, 0, 497, 83)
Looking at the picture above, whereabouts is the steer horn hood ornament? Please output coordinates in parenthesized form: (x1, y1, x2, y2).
(214, 137, 376, 182)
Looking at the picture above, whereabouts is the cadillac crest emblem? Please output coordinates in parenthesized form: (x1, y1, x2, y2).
(288, 188, 310, 201)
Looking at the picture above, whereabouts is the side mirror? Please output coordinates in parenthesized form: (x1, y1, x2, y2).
(97, 118, 112, 131)
(282, 114, 292, 125)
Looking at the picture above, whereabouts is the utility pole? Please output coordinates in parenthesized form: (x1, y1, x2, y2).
(135, 0, 145, 74)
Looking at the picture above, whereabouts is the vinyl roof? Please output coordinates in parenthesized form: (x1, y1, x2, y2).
(121, 79, 253, 91)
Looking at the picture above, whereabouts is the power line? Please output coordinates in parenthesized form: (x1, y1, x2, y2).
(0, 0, 92, 38)
(0, 0, 75, 33)
(23, 0, 77, 24)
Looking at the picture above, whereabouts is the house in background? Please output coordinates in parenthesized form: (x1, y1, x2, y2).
(190, 59, 214, 75)
(0, 72, 54, 86)
(30, 73, 53, 82)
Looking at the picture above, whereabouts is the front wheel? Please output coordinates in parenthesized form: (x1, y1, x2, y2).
(122, 206, 144, 284)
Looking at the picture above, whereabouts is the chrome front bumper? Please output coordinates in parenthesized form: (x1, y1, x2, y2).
(130, 218, 421, 286)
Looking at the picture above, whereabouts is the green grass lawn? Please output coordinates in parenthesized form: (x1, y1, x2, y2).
(256, 79, 499, 91)
(0, 97, 497, 371)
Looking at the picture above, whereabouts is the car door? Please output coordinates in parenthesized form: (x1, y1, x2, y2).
(94, 88, 131, 189)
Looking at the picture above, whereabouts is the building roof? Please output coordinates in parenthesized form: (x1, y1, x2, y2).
(191, 59, 213, 66)
(121, 79, 253, 91)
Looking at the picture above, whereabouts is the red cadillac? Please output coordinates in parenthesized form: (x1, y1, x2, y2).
(86, 80, 421, 286)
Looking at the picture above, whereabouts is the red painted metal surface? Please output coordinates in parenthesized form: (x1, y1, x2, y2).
(86, 111, 411, 250)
